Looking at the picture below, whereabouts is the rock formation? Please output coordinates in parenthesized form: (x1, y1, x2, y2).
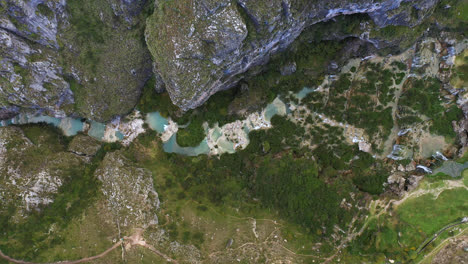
(95, 150, 160, 228)
(145, 0, 439, 110)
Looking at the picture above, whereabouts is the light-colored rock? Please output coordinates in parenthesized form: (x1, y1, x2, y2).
(95, 151, 160, 228)
(0, 127, 85, 219)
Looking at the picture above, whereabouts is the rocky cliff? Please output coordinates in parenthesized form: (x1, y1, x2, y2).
(0, 0, 440, 120)
(0, 0, 152, 122)
(145, 0, 439, 110)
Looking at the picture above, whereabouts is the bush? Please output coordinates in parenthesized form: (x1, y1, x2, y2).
(176, 119, 205, 147)
(254, 155, 345, 230)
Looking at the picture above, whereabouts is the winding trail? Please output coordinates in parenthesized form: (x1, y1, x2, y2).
(0, 229, 177, 264)
(0, 241, 122, 264)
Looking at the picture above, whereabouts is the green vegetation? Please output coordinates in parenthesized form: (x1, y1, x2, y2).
(59, 0, 152, 121)
(347, 184, 468, 263)
(235, 3, 259, 42)
(227, 38, 345, 114)
(391, 61, 408, 71)
(2, 3, 467, 263)
(371, 23, 427, 51)
(451, 49, 468, 88)
(351, 152, 388, 195)
(433, 0, 468, 36)
(254, 155, 348, 231)
(136, 76, 179, 116)
(21, 123, 72, 148)
(398, 78, 462, 139)
(305, 13, 371, 40)
(176, 119, 205, 147)
(399, 78, 443, 118)
(36, 3, 54, 19)
(0, 124, 122, 261)
(318, 64, 396, 149)
(13, 63, 30, 85)
(137, 76, 241, 128)
(127, 122, 358, 244)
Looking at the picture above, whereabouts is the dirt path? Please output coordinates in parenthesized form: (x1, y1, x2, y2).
(0, 229, 177, 264)
(124, 228, 178, 264)
(0, 241, 122, 264)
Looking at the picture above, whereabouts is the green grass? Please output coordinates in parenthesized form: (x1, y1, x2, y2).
(176, 119, 205, 147)
(463, 169, 468, 186)
(33, 204, 119, 263)
(21, 123, 71, 149)
(398, 188, 468, 235)
(0, 136, 122, 261)
(347, 184, 468, 263)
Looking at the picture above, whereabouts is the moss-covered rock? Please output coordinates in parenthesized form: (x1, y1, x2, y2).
(68, 134, 101, 156)
(146, 0, 247, 109)
(0, 126, 86, 222)
(57, 0, 153, 122)
(0, 0, 153, 122)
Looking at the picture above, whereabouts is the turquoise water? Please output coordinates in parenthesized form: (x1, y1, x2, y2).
(28, 115, 61, 126)
(88, 121, 106, 140)
(0, 119, 13, 126)
(6, 114, 61, 127)
(163, 134, 210, 156)
(116, 131, 125, 140)
(264, 103, 280, 122)
(295, 87, 316, 100)
(146, 112, 168, 133)
(59, 118, 84, 136)
(0, 97, 287, 156)
(210, 126, 223, 142)
(217, 139, 235, 153)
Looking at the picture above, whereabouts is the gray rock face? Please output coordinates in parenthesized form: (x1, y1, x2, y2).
(0, 5, 74, 118)
(0, 0, 440, 120)
(0, 0, 64, 48)
(68, 134, 101, 156)
(107, 0, 148, 25)
(280, 61, 296, 76)
(146, 0, 439, 111)
(0, 0, 152, 122)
